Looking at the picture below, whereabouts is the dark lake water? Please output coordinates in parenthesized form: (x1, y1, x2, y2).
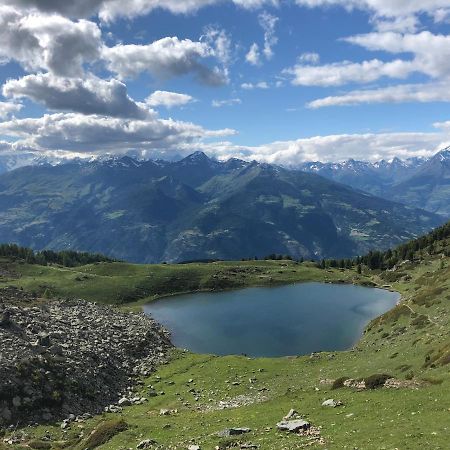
(143, 283, 399, 357)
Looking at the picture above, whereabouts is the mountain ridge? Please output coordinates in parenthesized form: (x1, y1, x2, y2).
(0, 152, 443, 263)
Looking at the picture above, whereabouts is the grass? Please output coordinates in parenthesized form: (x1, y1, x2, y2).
(0, 258, 360, 306)
(1, 252, 450, 449)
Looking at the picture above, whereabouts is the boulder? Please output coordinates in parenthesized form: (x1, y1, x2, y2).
(276, 419, 310, 433)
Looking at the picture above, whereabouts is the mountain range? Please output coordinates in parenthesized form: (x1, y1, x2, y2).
(0, 151, 443, 263)
(300, 149, 450, 216)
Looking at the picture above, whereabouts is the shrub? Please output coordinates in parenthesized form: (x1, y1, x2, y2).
(331, 376, 348, 390)
(411, 314, 430, 329)
(83, 419, 128, 450)
(364, 373, 393, 389)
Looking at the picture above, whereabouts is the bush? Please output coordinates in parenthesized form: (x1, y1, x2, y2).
(364, 373, 393, 389)
(411, 314, 430, 329)
(83, 419, 128, 449)
(331, 376, 349, 390)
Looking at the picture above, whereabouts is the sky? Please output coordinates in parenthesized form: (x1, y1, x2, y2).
(1, 0, 450, 165)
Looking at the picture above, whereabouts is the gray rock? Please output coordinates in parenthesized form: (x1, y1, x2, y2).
(0, 287, 172, 427)
(322, 399, 343, 408)
(137, 439, 157, 449)
(118, 397, 131, 407)
(276, 419, 310, 433)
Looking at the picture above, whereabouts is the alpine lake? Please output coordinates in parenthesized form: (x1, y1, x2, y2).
(143, 282, 399, 357)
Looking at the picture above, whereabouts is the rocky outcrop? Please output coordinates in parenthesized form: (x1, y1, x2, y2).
(0, 288, 171, 427)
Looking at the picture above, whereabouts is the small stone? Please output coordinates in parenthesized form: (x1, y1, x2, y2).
(118, 397, 131, 406)
(137, 439, 157, 449)
(322, 399, 343, 408)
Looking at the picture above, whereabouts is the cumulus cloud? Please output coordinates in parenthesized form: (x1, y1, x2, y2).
(3, 73, 151, 118)
(103, 37, 227, 85)
(0, 101, 22, 119)
(307, 81, 450, 108)
(212, 98, 242, 107)
(294, 0, 450, 20)
(0, 113, 236, 154)
(0, 0, 278, 21)
(285, 30, 450, 96)
(371, 15, 419, 33)
(146, 91, 195, 108)
(0, 6, 102, 77)
(198, 131, 446, 164)
(344, 31, 450, 79)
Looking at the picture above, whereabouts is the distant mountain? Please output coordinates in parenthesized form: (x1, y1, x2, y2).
(0, 152, 88, 174)
(299, 156, 425, 198)
(387, 149, 450, 217)
(299, 151, 450, 217)
(0, 152, 442, 263)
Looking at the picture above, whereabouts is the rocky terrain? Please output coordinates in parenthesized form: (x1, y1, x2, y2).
(0, 288, 171, 427)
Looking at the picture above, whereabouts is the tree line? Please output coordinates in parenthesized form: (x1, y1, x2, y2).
(320, 220, 450, 271)
(0, 243, 114, 267)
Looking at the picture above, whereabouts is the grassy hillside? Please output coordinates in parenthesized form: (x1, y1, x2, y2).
(0, 258, 363, 306)
(1, 229, 450, 449)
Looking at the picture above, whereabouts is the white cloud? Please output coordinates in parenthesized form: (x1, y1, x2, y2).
(285, 30, 450, 92)
(198, 131, 446, 164)
(284, 59, 415, 86)
(344, 31, 450, 79)
(0, 0, 278, 21)
(0, 6, 102, 77)
(0, 101, 22, 119)
(103, 37, 227, 85)
(246, 43, 261, 65)
(202, 27, 233, 66)
(146, 91, 195, 108)
(0, 113, 236, 154)
(212, 98, 242, 107)
(258, 11, 279, 60)
(371, 15, 419, 33)
(307, 81, 450, 108)
(298, 52, 320, 64)
(100, 0, 279, 21)
(294, 0, 450, 20)
(241, 81, 270, 89)
(3, 73, 150, 118)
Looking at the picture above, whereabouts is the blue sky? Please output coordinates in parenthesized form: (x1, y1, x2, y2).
(1, 0, 450, 165)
